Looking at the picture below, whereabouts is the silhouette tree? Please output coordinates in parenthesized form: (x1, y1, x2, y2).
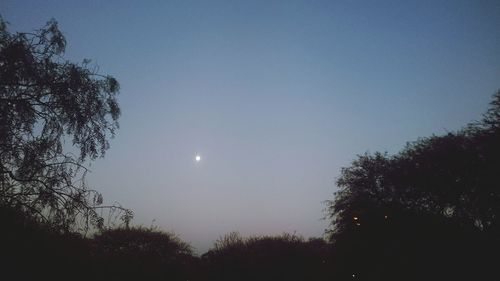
(326, 91, 500, 280)
(92, 227, 195, 280)
(328, 93, 500, 237)
(0, 17, 131, 231)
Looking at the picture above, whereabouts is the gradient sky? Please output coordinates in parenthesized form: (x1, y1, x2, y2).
(2, 0, 500, 253)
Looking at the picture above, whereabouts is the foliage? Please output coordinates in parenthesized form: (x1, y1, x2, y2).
(0, 205, 94, 281)
(202, 232, 331, 281)
(328, 207, 489, 281)
(0, 16, 131, 231)
(92, 226, 195, 280)
(326, 91, 500, 280)
(93, 226, 193, 259)
(0, 206, 197, 281)
(327, 91, 500, 237)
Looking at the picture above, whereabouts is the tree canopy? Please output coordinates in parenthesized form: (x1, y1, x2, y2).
(327, 91, 500, 238)
(0, 17, 131, 231)
(326, 91, 500, 280)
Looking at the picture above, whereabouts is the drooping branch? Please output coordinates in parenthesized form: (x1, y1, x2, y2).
(0, 17, 132, 232)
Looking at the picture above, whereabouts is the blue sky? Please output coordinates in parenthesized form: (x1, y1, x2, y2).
(2, 0, 499, 253)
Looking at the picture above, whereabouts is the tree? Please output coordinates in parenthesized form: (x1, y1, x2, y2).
(327, 91, 500, 238)
(325, 91, 500, 280)
(0, 17, 132, 232)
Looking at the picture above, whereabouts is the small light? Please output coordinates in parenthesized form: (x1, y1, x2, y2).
(352, 273, 356, 278)
(356, 223, 361, 226)
(353, 216, 358, 221)
(384, 215, 388, 219)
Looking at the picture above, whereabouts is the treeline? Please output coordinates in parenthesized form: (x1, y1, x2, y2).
(2, 17, 500, 281)
(0, 206, 331, 281)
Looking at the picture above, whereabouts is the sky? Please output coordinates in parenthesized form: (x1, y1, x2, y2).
(2, 0, 499, 253)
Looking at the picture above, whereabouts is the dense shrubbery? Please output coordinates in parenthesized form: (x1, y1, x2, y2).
(0, 205, 197, 281)
(328, 207, 491, 281)
(92, 227, 196, 280)
(201, 232, 331, 281)
(0, 205, 93, 281)
(0, 208, 332, 281)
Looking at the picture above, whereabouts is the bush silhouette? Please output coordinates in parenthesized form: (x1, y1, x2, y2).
(91, 226, 196, 280)
(201, 232, 331, 281)
(0, 205, 93, 281)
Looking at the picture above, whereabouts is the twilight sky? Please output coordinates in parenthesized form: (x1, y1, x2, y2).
(2, 0, 499, 253)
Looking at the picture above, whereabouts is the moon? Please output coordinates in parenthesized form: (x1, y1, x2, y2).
(195, 155, 201, 162)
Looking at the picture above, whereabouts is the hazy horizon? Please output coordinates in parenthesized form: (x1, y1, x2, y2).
(2, 0, 499, 253)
